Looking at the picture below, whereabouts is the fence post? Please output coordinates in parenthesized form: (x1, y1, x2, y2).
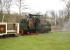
(16, 23, 19, 34)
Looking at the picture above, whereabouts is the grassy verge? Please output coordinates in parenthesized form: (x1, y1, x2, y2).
(0, 32, 70, 50)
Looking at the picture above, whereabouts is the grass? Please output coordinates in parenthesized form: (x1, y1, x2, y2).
(0, 32, 70, 50)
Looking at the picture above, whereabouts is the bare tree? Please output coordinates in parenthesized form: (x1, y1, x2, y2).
(0, 0, 7, 22)
(63, 0, 70, 21)
(44, 11, 48, 17)
(64, 1, 70, 21)
(0, 0, 6, 13)
(0, 0, 2, 12)
(15, 0, 25, 15)
(5, 0, 12, 14)
(58, 10, 64, 25)
(0, 0, 3, 13)
(15, 0, 28, 15)
(50, 11, 56, 25)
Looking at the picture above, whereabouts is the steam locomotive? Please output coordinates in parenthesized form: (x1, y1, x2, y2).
(19, 14, 51, 35)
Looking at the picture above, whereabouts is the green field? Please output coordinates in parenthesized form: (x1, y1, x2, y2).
(0, 32, 70, 50)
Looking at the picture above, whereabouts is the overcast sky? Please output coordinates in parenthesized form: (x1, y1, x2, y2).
(10, 0, 66, 14)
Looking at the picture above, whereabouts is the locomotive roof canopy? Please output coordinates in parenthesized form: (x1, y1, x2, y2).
(29, 14, 42, 16)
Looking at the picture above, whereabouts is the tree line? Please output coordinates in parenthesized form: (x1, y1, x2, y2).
(0, 0, 70, 26)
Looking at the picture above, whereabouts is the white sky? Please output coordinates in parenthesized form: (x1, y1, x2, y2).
(10, 0, 66, 14)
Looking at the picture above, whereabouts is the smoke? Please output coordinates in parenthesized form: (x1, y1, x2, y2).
(61, 19, 70, 32)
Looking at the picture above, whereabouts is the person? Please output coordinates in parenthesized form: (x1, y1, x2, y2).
(19, 19, 28, 35)
(27, 14, 35, 34)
